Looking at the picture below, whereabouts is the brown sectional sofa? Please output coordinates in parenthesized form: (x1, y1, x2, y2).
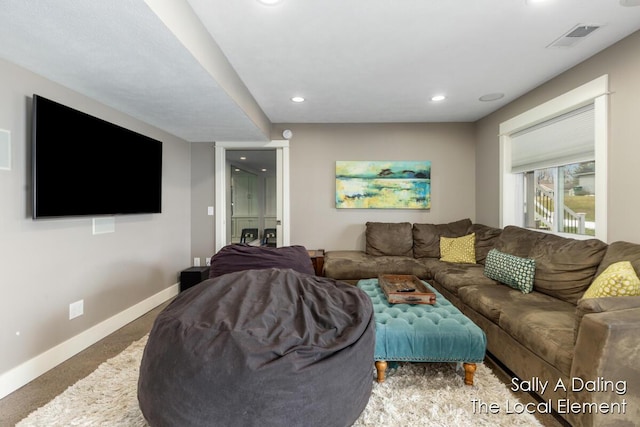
(323, 220, 640, 427)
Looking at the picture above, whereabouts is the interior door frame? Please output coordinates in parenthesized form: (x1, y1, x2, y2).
(214, 140, 290, 252)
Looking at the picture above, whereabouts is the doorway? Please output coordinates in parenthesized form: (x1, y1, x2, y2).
(228, 150, 276, 244)
(214, 140, 290, 252)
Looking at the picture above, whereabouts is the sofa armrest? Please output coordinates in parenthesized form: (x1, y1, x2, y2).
(574, 296, 640, 342)
(577, 295, 640, 314)
(569, 307, 640, 426)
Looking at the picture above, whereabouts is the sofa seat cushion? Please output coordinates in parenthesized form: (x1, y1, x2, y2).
(458, 284, 519, 323)
(498, 295, 576, 377)
(432, 263, 498, 297)
(323, 251, 430, 281)
(529, 234, 607, 305)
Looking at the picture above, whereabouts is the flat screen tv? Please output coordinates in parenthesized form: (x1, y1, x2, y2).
(32, 94, 162, 219)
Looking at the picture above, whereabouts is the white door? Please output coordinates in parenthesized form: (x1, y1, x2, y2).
(214, 140, 290, 252)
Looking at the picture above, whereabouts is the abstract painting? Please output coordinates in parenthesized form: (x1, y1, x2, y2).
(336, 160, 431, 209)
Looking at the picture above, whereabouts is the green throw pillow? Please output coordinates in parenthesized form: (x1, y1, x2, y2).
(484, 248, 536, 294)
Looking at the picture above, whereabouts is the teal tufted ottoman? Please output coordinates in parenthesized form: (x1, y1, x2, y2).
(357, 278, 487, 385)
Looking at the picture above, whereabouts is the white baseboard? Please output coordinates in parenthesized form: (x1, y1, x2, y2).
(0, 283, 179, 400)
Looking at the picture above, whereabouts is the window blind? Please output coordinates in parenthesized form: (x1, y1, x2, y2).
(510, 104, 595, 173)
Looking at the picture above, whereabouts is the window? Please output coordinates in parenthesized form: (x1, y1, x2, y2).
(499, 75, 608, 241)
(523, 161, 595, 236)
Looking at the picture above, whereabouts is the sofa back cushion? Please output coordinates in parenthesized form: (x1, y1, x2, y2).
(594, 241, 640, 277)
(413, 218, 472, 258)
(467, 223, 502, 264)
(494, 225, 544, 258)
(365, 222, 413, 256)
(529, 234, 608, 305)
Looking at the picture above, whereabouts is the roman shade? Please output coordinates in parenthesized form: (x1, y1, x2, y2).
(510, 104, 595, 173)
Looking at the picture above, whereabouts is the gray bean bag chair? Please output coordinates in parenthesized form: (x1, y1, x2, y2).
(208, 244, 315, 278)
(138, 268, 375, 427)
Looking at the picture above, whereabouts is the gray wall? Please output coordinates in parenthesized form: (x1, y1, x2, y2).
(271, 123, 477, 251)
(475, 30, 640, 244)
(0, 58, 191, 375)
(190, 142, 216, 264)
(189, 124, 477, 257)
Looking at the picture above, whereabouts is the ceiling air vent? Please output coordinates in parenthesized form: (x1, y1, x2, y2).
(547, 24, 600, 48)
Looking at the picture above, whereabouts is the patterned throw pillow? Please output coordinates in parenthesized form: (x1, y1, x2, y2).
(484, 248, 536, 294)
(583, 261, 640, 299)
(440, 233, 476, 264)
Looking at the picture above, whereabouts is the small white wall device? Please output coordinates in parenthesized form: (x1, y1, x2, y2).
(282, 129, 293, 139)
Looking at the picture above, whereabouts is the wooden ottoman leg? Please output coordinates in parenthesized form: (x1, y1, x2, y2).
(463, 362, 477, 386)
(375, 361, 387, 383)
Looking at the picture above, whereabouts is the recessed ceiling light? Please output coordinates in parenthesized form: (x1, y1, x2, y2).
(240, 156, 246, 160)
(261, 168, 267, 172)
(291, 96, 305, 103)
(479, 93, 505, 102)
(257, 0, 282, 5)
(431, 95, 446, 102)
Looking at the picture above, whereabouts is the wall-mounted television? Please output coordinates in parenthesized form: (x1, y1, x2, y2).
(32, 94, 162, 219)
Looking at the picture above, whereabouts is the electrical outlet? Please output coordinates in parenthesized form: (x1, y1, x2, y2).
(69, 300, 84, 320)
(194, 257, 201, 266)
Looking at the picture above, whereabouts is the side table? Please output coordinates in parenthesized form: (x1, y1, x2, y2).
(308, 249, 325, 276)
(180, 266, 210, 292)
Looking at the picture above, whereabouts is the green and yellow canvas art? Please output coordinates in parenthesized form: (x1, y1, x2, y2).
(336, 160, 431, 209)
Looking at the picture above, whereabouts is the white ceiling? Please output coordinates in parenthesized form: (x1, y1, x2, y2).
(1, 0, 639, 142)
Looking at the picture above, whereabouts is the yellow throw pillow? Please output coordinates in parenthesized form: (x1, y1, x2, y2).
(440, 233, 476, 264)
(583, 261, 640, 299)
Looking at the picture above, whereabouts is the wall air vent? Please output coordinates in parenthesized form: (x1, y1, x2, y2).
(547, 24, 600, 48)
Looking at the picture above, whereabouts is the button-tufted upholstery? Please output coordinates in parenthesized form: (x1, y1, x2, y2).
(358, 279, 486, 364)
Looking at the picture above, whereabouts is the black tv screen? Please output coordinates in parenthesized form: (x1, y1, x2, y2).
(32, 95, 162, 219)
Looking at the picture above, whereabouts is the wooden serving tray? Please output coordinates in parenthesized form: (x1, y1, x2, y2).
(378, 274, 436, 305)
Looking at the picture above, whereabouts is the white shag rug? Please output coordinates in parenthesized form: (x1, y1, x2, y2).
(18, 335, 543, 427)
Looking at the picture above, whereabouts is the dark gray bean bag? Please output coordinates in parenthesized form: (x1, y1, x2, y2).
(209, 244, 315, 278)
(138, 268, 375, 427)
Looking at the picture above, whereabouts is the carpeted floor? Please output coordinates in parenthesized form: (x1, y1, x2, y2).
(16, 334, 545, 427)
(0, 301, 171, 426)
(1, 300, 565, 427)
